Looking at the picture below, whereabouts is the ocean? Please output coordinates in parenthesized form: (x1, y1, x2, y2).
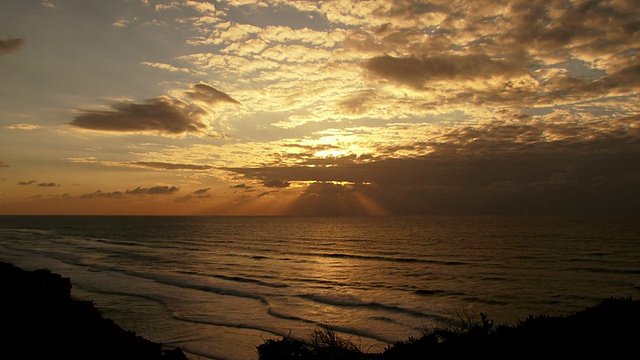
(0, 215, 638, 360)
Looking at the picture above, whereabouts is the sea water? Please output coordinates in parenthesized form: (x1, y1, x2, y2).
(0, 215, 638, 360)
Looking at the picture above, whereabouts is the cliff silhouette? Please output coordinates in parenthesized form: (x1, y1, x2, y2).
(0, 261, 187, 360)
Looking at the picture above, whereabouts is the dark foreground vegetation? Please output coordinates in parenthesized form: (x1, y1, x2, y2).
(259, 297, 640, 360)
(0, 261, 187, 360)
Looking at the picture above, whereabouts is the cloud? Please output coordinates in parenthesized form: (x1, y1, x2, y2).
(18, 180, 38, 185)
(338, 90, 376, 115)
(0, 37, 25, 56)
(41, 0, 55, 9)
(16, 180, 60, 187)
(502, 0, 640, 56)
(185, 83, 241, 105)
(230, 183, 252, 190)
(80, 186, 179, 198)
(5, 124, 42, 130)
(256, 190, 277, 197)
(364, 53, 527, 89)
(80, 190, 124, 199)
(113, 19, 129, 28)
(127, 186, 180, 195)
(174, 188, 211, 203)
(184, 0, 218, 14)
(141, 62, 191, 73)
(263, 179, 290, 188)
(70, 97, 209, 136)
(129, 161, 214, 170)
(37, 182, 60, 187)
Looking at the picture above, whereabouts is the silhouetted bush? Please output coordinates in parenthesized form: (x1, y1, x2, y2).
(258, 324, 366, 360)
(259, 297, 640, 360)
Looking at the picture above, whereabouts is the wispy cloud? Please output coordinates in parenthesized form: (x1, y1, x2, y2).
(18, 180, 38, 185)
(129, 161, 214, 170)
(230, 183, 252, 190)
(18, 180, 60, 187)
(141, 61, 191, 73)
(37, 182, 60, 187)
(174, 188, 211, 203)
(40, 0, 55, 9)
(185, 83, 241, 105)
(80, 186, 180, 198)
(263, 179, 290, 188)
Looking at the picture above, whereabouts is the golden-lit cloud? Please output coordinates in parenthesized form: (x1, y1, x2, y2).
(141, 62, 192, 73)
(128, 161, 214, 171)
(185, 83, 241, 105)
(2, 0, 640, 215)
(5, 124, 42, 130)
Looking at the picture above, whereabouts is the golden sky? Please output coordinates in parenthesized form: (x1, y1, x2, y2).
(1, 0, 639, 215)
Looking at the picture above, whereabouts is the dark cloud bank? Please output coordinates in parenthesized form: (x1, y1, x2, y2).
(228, 118, 640, 215)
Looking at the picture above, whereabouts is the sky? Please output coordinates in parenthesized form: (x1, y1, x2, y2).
(1, 0, 639, 216)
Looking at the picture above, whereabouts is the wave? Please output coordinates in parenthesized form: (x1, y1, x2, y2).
(266, 308, 396, 344)
(571, 267, 640, 275)
(212, 274, 289, 288)
(298, 293, 450, 323)
(174, 314, 286, 338)
(414, 289, 447, 296)
(291, 251, 469, 267)
(462, 296, 510, 305)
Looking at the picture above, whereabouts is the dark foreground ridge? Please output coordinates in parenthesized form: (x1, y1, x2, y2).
(259, 298, 640, 360)
(0, 261, 188, 360)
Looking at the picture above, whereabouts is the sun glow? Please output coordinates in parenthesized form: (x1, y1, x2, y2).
(313, 149, 348, 158)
